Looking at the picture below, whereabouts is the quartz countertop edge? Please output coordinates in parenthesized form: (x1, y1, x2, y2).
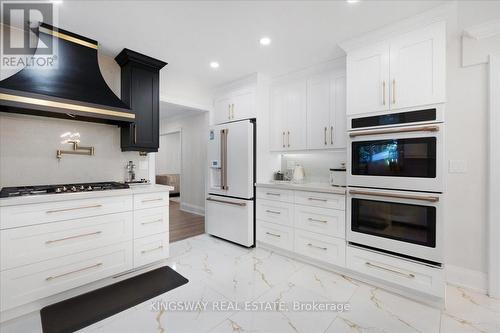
(256, 182, 346, 195)
(0, 184, 174, 207)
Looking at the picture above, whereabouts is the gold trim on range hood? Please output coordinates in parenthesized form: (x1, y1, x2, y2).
(38, 26, 98, 49)
(0, 93, 135, 119)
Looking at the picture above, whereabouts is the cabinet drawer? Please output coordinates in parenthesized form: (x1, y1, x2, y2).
(0, 242, 132, 311)
(256, 200, 293, 226)
(0, 196, 133, 229)
(134, 206, 169, 239)
(294, 229, 345, 267)
(256, 220, 293, 251)
(294, 191, 345, 210)
(133, 233, 169, 268)
(346, 246, 445, 297)
(133, 192, 169, 210)
(1, 212, 133, 271)
(294, 205, 345, 238)
(256, 188, 293, 203)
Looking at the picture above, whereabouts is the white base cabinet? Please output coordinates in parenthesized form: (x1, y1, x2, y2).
(0, 189, 170, 319)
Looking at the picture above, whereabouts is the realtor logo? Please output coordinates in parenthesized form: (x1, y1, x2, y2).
(1, 1, 57, 69)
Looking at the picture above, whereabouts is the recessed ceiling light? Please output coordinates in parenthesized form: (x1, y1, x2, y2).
(346, 0, 360, 3)
(210, 61, 220, 69)
(51, 0, 63, 4)
(259, 37, 272, 46)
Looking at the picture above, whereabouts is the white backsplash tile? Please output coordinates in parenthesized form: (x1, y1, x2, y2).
(0, 112, 149, 187)
(280, 151, 346, 183)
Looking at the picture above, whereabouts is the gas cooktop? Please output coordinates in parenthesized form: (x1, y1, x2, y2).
(0, 182, 129, 198)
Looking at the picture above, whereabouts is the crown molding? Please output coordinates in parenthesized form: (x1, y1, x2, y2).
(464, 19, 500, 40)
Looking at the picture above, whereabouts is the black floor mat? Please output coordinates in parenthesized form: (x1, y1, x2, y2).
(40, 266, 188, 333)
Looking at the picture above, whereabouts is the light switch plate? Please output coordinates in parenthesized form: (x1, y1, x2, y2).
(449, 159, 468, 173)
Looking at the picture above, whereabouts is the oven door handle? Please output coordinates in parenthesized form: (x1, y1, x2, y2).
(349, 190, 439, 203)
(349, 125, 439, 138)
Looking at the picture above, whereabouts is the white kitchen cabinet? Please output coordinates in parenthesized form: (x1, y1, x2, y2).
(389, 21, 446, 110)
(269, 80, 307, 151)
(347, 42, 390, 116)
(307, 72, 347, 149)
(213, 87, 256, 124)
(346, 21, 445, 116)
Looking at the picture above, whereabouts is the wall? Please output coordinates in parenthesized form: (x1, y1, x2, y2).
(156, 132, 181, 175)
(0, 53, 150, 187)
(443, 1, 500, 292)
(160, 113, 208, 215)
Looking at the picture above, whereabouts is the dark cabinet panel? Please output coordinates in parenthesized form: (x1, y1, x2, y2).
(115, 49, 166, 152)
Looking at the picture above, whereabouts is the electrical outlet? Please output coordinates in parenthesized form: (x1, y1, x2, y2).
(449, 159, 467, 173)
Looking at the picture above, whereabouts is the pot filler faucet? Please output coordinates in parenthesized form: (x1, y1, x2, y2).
(56, 140, 95, 159)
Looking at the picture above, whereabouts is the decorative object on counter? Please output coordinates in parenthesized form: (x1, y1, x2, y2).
(56, 140, 94, 160)
(330, 162, 346, 187)
(273, 171, 284, 181)
(292, 164, 306, 183)
(125, 161, 136, 183)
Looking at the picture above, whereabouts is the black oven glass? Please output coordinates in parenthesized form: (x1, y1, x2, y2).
(351, 199, 436, 247)
(352, 138, 436, 178)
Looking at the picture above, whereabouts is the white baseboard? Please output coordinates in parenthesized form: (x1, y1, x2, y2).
(446, 265, 488, 294)
(180, 202, 205, 216)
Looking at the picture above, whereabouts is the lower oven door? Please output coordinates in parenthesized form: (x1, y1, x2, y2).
(347, 188, 443, 264)
(347, 123, 444, 193)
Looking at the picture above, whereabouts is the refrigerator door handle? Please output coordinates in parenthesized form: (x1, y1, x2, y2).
(220, 129, 229, 190)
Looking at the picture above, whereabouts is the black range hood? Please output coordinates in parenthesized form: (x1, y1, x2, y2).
(0, 23, 134, 124)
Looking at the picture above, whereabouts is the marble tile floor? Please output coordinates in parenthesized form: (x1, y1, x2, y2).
(2, 233, 499, 333)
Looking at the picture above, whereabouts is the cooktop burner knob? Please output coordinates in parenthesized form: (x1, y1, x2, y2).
(62, 186, 67, 192)
(71, 186, 77, 192)
(79, 185, 85, 190)
(87, 186, 93, 191)
(55, 188, 62, 193)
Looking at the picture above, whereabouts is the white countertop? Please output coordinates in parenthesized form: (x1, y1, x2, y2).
(0, 184, 174, 207)
(256, 181, 346, 195)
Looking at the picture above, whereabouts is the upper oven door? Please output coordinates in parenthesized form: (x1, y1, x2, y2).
(347, 123, 444, 193)
(347, 188, 443, 264)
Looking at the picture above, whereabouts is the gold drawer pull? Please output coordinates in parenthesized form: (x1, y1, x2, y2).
(46, 263, 103, 281)
(45, 231, 102, 244)
(265, 210, 281, 215)
(307, 243, 327, 250)
(142, 198, 163, 203)
(141, 219, 163, 225)
(265, 232, 281, 238)
(308, 218, 327, 224)
(265, 192, 281, 196)
(308, 198, 328, 202)
(46, 204, 102, 213)
(365, 262, 415, 279)
(141, 245, 164, 254)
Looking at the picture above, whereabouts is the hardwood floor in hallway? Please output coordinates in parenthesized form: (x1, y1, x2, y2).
(169, 200, 205, 242)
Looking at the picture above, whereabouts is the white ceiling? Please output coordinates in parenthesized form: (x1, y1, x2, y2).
(57, 1, 446, 96)
(160, 101, 206, 119)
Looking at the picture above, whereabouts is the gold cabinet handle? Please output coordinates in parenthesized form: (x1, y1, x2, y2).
(45, 231, 102, 244)
(382, 81, 386, 105)
(308, 197, 328, 202)
(392, 79, 396, 104)
(265, 232, 281, 238)
(207, 197, 246, 206)
(282, 131, 285, 148)
(46, 204, 103, 214)
(141, 245, 164, 254)
(365, 262, 415, 279)
(141, 219, 163, 225)
(265, 210, 281, 215)
(46, 263, 103, 281)
(307, 243, 327, 250)
(324, 127, 327, 145)
(330, 126, 334, 145)
(349, 125, 439, 138)
(141, 198, 163, 203)
(308, 217, 327, 224)
(228, 104, 231, 119)
(287, 131, 290, 147)
(231, 104, 235, 119)
(348, 189, 439, 203)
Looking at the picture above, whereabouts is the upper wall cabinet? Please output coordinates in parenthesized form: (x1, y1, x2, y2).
(346, 21, 446, 116)
(213, 87, 256, 124)
(115, 49, 167, 152)
(307, 72, 346, 150)
(269, 80, 307, 151)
